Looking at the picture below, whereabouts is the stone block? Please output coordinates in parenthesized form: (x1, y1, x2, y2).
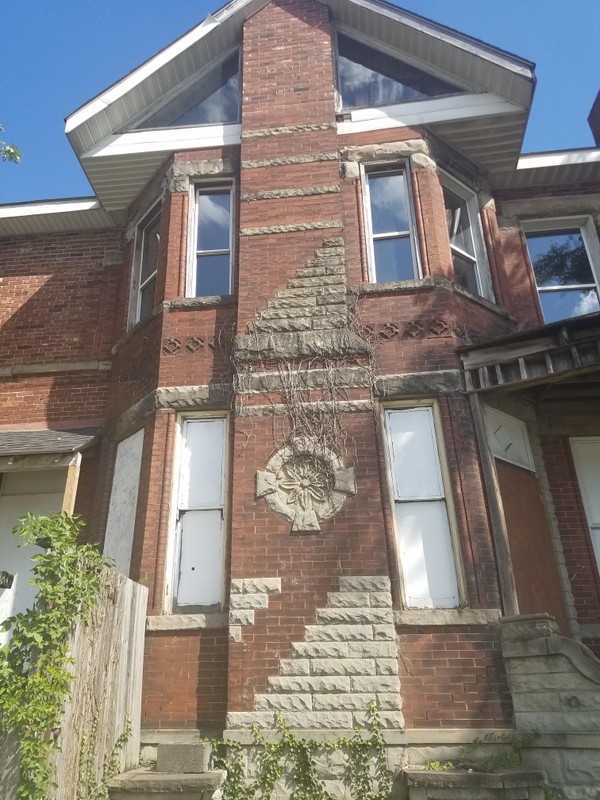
(296, 266, 327, 278)
(229, 593, 269, 610)
(304, 624, 374, 642)
(351, 676, 400, 693)
(311, 658, 375, 676)
(326, 592, 370, 607)
(338, 576, 391, 593)
(255, 694, 313, 711)
(277, 711, 353, 729)
(512, 691, 561, 712)
(373, 625, 396, 641)
(229, 626, 242, 643)
(376, 693, 402, 710)
(280, 659, 310, 676)
(226, 712, 278, 729)
(291, 641, 349, 659)
(375, 659, 399, 675)
(559, 690, 600, 711)
(250, 318, 312, 334)
(311, 315, 346, 330)
(313, 693, 379, 711)
(108, 768, 225, 799)
(270, 296, 317, 309)
(259, 306, 319, 320)
(268, 675, 351, 694)
(370, 592, 393, 608)
(230, 578, 281, 594)
(514, 710, 600, 732)
(229, 610, 255, 626)
(348, 641, 397, 659)
(352, 710, 405, 729)
(288, 276, 344, 288)
(316, 608, 393, 626)
(156, 743, 212, 774)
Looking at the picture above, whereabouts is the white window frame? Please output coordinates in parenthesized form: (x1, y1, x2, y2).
(522, 215, 600, 322)
(570, 437, 600, 575)
(187, 183, 234, 298)
(440, 170, 494, 301)
(382, 402, 464, 609)
(362, 164, 421, 283)
(165, 414, 229, 612)
(129, 201, 161, 328)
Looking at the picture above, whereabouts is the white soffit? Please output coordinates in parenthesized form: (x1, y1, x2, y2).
(0, 198, 120, 236)
(491, 148, 600, 190)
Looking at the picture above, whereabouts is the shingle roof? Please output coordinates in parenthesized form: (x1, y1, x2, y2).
(0, 430, 99, 456)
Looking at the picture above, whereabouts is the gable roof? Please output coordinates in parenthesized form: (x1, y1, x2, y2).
(65, 0, 536, 211)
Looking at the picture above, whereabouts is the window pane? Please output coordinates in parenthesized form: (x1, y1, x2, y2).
(443, 188, 474, 257)
(373, 237, 414, 282)
(197, 192, 231, 252)
(526, 230, 595, 287)
(338, 35, 461, 110)
(452, 251, 479, 295)
(395, 500, 459, 608)
(137, 52, 240, 128)
(368, 173, 410, 234)
(196, 254, 231, 296)
(141, 214, 161, 283)
(539, 288, 600, 323)
(139, 277, 156, 322)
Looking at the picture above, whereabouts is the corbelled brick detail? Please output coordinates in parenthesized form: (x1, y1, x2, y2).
(226, 576, 403, 730)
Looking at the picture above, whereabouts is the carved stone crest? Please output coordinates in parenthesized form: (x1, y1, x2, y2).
(256, 439, 356, 533)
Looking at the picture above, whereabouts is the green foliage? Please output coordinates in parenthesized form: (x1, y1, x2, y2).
(426, 730, 538, 773)
(0, 124, 22, 164)
(77, 713, 132, 800)
(0, 513, 112, 800)
(212, 702, 392, 800)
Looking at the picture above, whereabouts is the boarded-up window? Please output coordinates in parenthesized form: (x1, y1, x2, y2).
(175, 418, 226, 608)
(571, 438, 600, 572)
(104, 429, 144, 575)
(384, 407, 459, 608)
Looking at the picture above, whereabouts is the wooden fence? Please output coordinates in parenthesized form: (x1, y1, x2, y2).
(1, 570, 147, 800)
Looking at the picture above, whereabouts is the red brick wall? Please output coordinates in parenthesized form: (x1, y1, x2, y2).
(142, 629, 228, 730)
(542, 435, 600, 626)
(397, 626, 512, 728)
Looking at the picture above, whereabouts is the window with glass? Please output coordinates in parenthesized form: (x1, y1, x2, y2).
(442, 176, 492, 300)
(524, 219, 600, 323)
(365, 169, 419, 283)
(132, 205, 161, 325)
(134, 52, 240, 129)
(191, 187, 233, 297)
(384, 406, 460, 608)
(337, 34, 462, 111)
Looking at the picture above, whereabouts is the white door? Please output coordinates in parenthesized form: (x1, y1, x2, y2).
(0, 470, 66, 645)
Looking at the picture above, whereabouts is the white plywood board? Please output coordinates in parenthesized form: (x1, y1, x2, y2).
(179, 418, 226, 509)
(395, 500, 459, 608)
(104, 429, 144, 575)
(177, 509, 224, 606)
(386, 407, 444, 500)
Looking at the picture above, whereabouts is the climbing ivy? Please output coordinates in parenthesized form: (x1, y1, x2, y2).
(212, 702, 392, 800)
(426, 730, 538, 773)
(0, 513, 112, 800)
(77, 713, 132, 800)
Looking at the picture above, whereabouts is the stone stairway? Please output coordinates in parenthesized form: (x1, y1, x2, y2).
(108, 743, 224, 799)
(227, 576, 404, 731)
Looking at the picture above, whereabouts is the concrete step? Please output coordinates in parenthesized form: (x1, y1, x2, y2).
(108, 768, 224, 799)
(156, 743, 212, 774)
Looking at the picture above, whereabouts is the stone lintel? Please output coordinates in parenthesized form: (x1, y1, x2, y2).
(234, 329, 370, 362)
(395, 608, 502, 626)
(146, 613, 227, 631)
(377, 370, 464, 397)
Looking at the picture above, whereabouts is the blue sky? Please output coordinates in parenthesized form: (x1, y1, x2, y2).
(1, 0, 598, 204)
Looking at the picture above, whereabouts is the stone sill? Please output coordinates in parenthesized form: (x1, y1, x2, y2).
(222, 728, 506, 745)
(146, 613, 227, 632)
(162, 296, 236, 312)
(355, 279, 514, 321)
(395, 609, 502, 627)
(112, 295, 235, 354)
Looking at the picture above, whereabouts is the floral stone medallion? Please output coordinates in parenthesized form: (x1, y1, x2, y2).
(256, 439, 356, 532)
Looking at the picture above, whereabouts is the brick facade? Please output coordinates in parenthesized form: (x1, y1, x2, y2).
(2, 0, 600, 771)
